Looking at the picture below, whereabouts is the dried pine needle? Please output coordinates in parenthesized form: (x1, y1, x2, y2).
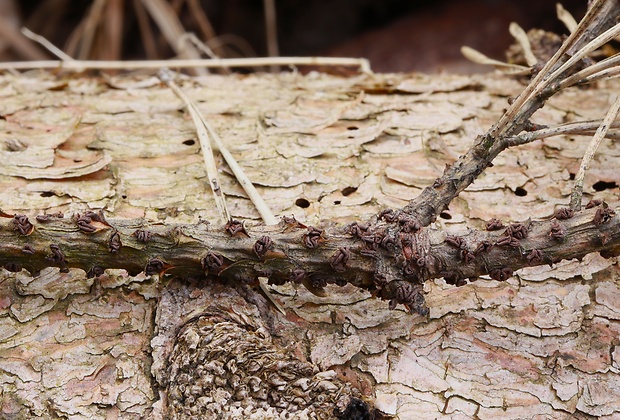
(509, 22, 537, 67)
(0, 56, 372, 72)
(159, 69, 230, 223)
(556, 3, 578, 33)
(460, 46, 530, 75)
(570, 94, 620, 210)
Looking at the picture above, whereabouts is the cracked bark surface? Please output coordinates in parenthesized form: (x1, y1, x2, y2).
(0, 66, 620, 419)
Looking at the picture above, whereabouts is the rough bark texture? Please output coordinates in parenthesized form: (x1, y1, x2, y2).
(1, 70, 620, 419)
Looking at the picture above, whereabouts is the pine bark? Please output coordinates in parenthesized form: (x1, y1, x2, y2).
(0, 67, 619, 419)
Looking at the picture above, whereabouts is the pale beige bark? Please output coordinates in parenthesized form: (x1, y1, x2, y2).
(0, 69, 619, 419)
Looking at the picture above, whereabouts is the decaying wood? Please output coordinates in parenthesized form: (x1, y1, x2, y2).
(3, 4, 620, 417)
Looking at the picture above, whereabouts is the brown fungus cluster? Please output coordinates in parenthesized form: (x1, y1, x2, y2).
(164, 314, 370, 419)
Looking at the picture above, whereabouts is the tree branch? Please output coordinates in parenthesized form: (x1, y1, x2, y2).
(402, 0, 620, 227)
(2, 202, 618, 315)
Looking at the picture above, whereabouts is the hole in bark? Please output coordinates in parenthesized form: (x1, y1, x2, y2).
(295, 198, 310, 208)
(569, 172, 575, 180)
(40, 191, 54, 197)
(347, 126, 359, 131)
(593, 180, 617, 191)
(341, 186, 357, 196)
(334, 200, 341, 205)
(439, 211, 452, 220)
(183, 139, 195, 146)
(514, 187, 527, 197)
(122, 194, 128, 199)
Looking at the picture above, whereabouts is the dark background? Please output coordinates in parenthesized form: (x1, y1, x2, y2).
(4, 0, 586, 73)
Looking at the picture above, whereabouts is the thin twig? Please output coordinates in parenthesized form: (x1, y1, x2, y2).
(78, 0, 106, 59)
(158, 69, 230, 223)
(21, 27, 74, 61)
(140, 0, 207, 76)
(562, 52, 620, 87)
(489, 0, 617, 139)
(196, 106, 278, 226)
(179, 33, 218, 59)
(159, 68, 277, 225)
(0, 56, 372, 73)
(132, 0, 158, 59)
(506, 120, 620, 146)
(263, 0, 280, 73)
(0, 15, 47, 60)
(542, 22, 620, 90)
(570, 94, 620, 210)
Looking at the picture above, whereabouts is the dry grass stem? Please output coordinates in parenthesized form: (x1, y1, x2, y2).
(460, 46, 530, 75)
(570, 94, 620, 210)
(78, 0, 106, 59)
(556, 3, 578, 33)
(0, 56, 372, 72)
(263, 0, 280, 73)
(159, 69, 231, 223)
(20, 27, 74, 61)
(509, 22, 537, 66)
(159, 68, 277, 226)
(140, 0, 207, 76)
(0, 14, 47, 60)
(179, 32, 218, 59)
(560, 52, 620, 88)
(543, 22, 620, 88)
(489, 0, 617, 138)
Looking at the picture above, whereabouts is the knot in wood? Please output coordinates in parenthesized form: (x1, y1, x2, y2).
(225, 219, 249, 237)
(329, 247, 350, 272)
(549, 221, 566, 240)
(303, 226, 324, 248)
(383, 280, 428, 315)
(489, 267, 513, 281)
(253, 236, 274, 259)
(87, 266, 105, 278)
(145, 258, 166, 276)
(77, 215, 96, 233)
(594, 207, 616, 226)
(554, 207, 574, 220)
(109, 231, 122, 253)
(526, 249, 544, 265)
(21, 244, 35, 255)
(504, 223, 528, 240)
(585, 199, 603, 209)
(485, 218, 505, 231)
(13, 215, 33, 235)
(4, 262, 21, 272)
(289, 268, 306, 284)
(378, 208, 400, 223)
(35, 212, 63, 223)
(134, 229, 152, 243)
(202, 252, 225, 275)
